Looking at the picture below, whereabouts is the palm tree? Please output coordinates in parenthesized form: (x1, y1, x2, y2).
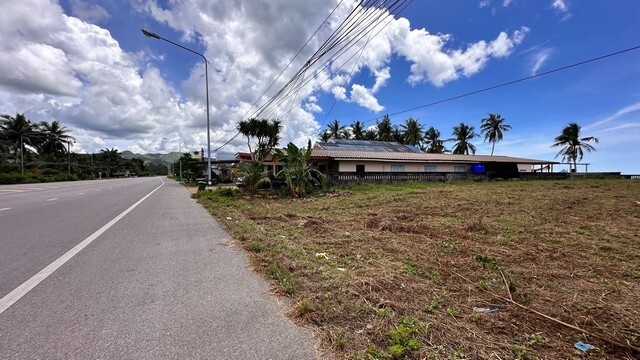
(451, 122, 479, 155)
(392, 126, 404, 143)
(552, 122, 598, 172)
(423, 126, 448, 153)
(480, 114, 511, 156)
(0, 113, 36, 161)
(364, 129, 377, 140)
(275, 140, 324, 198)
(37, 120, 75, 159)
(376, 114, 393, 141)
(327, 119, 345, 139)
(350, 120, 366, 140)
(100, 148, 120, 177)
(318, 131, 331, 142)
(401, 117, 424, 146)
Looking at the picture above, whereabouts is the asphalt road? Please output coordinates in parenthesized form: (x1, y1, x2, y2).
(0, 178, 317, 359)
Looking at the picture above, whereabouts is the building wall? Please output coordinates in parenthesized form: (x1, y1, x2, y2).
(338, 161, 468, 173)
(517, 164, 533, 172)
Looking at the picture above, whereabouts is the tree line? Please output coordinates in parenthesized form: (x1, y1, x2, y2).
(0, 113, 163, 183)
(319, 114, 599, 171)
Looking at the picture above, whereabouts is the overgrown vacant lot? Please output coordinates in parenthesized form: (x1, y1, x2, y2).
(194, 180, 640, 359)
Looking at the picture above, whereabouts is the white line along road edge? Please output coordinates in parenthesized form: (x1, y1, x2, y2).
(0, 178, 165, 315)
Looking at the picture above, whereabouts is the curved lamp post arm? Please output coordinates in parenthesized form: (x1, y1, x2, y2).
(141, 28, 212, 186)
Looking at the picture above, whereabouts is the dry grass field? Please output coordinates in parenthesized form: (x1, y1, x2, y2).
(194, 179, 640, 359)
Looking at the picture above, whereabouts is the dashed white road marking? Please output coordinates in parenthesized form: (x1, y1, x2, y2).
(0, 208, 11, 212)
(45, 198, 59, 202)
(78, 193, 85, 195)
(0, 178, 165, 314)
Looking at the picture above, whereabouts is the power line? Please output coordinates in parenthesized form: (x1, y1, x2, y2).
(360, 43, 640, 125)
(215, 1, 412, 150)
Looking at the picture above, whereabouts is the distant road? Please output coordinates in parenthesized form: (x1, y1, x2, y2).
(0, 178, 317, 359)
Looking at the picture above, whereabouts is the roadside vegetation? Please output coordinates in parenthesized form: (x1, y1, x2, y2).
(194, 179, 640, 359)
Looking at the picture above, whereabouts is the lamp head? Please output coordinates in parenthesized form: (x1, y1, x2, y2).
(141, 28, 160, 39)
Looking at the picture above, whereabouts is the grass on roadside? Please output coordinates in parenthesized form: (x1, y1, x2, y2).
(194, 179, 640, 359)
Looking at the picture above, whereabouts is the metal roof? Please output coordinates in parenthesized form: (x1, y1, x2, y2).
(314, 139, 422, 153)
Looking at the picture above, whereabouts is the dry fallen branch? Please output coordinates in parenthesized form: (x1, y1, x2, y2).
(450, 270, 640, 355)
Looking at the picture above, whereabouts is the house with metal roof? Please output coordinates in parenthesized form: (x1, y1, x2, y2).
(311, 139, 556, 178)
(236, 139, 558, 183)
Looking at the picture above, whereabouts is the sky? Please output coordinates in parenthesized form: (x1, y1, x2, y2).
(1, 0, 639, 173)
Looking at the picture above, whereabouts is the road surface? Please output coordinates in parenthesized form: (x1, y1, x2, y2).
(0, 178, 317, 359)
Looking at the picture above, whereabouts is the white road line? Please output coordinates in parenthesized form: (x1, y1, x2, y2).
(45, 198, 59, 202)
(0, 178, 165, 314)
(0, 208, 11, 212)
(96, 190, 101, 192)
(78, 193, 85, 195)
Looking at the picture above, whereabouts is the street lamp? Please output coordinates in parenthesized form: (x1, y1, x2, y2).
(142, 28, 212, 186)
(162, 137, 183, 180)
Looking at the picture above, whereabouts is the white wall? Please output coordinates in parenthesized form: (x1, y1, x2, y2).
(339, 161, 467, 173)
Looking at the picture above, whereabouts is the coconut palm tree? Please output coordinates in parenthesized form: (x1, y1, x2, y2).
(37, 120, 75, 159)
(401, 117, 424, 146)
(423, 126, 448, 153)
(318, 131, 331, 142)
(552, 122, 598, 172)
(451, 122, 479, 155)
(364, 129, 377, 140)
(350, 120, 366, 140)
(0, 113, 36, 161)
(376, 114, 393, 141)
(480, 113, 511, 156)
(327, 119, 345, 139)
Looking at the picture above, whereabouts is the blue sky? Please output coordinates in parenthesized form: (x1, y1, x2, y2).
(1, 0, 638, 173)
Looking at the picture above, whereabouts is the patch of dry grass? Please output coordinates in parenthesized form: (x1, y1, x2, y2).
(194, 179, 640, 359)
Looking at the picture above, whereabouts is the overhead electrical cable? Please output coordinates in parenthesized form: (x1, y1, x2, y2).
(214, 0, 414, 150)
(360, 43, 640, 125)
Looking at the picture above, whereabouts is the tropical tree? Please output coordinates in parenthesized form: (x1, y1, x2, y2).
(326, 119, 347, 139)
(401, 117, 424, 146)
(237, 161, 270, 194)
(274, 141, 325, 198)
(364, 128, 378, 141)
(37, 120, 75, 159)
(99, 148, 121, 177)
(451, 122, 479, 155)
(376, 114, 393, 141)
(552, 122, 598, 172)
(423, 126, 448, 153)
(480, 113, 511, 156)
(350, 120, 366, 140)
(318, 131, 331, 142)
(392, 126, 404, 143)
(237, 118, 282, 162)
(0, 113, 37, 161)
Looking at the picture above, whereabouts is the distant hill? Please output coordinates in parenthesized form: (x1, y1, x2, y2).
(120, 150, 182, 165)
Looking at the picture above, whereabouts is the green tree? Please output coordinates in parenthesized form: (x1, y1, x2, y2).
(237, 161, 270, 194)
(237, 118, 282, 162)
(552, 122, 598, 172)
(401, 117, 424, 146)
(0, 113, 37, 162)
(423, 127, 448, 153)
(451, 122, 479, 155)
(318, 131, 331, 142)
(377, 114, 393, 142)
(326, 119, 346, 139)
(350, 120, 366, 140)
(275, 141, 325, 198)
(99, 148, 121, 177)
(37, 120, 75, 160)
(480, 114, 511, 156)
(364, 128, 378, 140)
